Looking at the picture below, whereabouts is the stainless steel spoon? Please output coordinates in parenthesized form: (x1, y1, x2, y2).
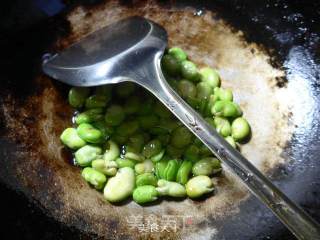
(42, 16, 320, 239)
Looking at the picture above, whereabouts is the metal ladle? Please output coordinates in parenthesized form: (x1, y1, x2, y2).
(42, 16, 320, 239)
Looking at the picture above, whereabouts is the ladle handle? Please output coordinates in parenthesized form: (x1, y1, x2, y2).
(134, 55, 320, 240)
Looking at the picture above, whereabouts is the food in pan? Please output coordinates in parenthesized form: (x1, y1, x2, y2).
(60, 47, 251, 204)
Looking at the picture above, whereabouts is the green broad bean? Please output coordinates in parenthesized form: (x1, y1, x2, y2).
(183, 144, 200, 162)
(166, 145, 184, 159)
(75, 145, 102, 167)
(156, 179, 186, 197)
(136, 173, 158, 187)
(225, 136, 237, 148)
(92, 159, 118, 176)
(161, 54, 181, 76)
(231, 117, 251, 141)
(138, 115, 159, 130)
(103, 167, 135, 202)
(81, 167, 107, 190)
(125, 152, 145, 162)
(192, 157, 221, 176)
(196, 82, 212, 100)
(126, 134, 145, 153)
(124, 96, 140, 114)
(199, 67, 220, 88)
(186, 176, 214, 198)
(75, 108, 104, 124)
(211, 100, 242, 118)
(213, 117, 232, 137)
(155, 159, 168, 179)
(135, 159, 154, 174)
(177, 80, 197, 99)
(170, 126, 193, 148)
(181, 60, 200, 82)
(116, 82, 135, 98)
(91, 120, 113, 140)
(142, 139, 162, 158)
(105, 105, 125, 126)
(133, 185, 158, 204)
(150, 149, 165, 162)
(115, 120, 139, 137)
(68, 87, 90, 108)
(85, 95, 108, 109)
(115, 157, 136, 168)
(103, 140, 120, 162)
(163, 159, 179, 181)
(95, 85, 112, 98)
(60, 128, 86, 150)
(168, 47, 187, 62)
(154, 102, 172, 118)
(215, 88, 233, 101)
(176, 160, 193, 185)
(77, 123, 103, 143)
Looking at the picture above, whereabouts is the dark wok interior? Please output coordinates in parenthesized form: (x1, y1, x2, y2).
(1, 1, 320, 239)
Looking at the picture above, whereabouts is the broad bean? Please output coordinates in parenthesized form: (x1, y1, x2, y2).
(176, 160, 193, 184)
(231, 117, 251, 141)
(211, 100, 242, 118)
(60, 128, 86, 149)
(186, 176, 214, 198)
(199, 67, 220, 88)
(133, 185, 158, 204)
(192, 157, 221, 176)
(82, 167, 107, 190)
(77, 123, 103, 143)
(92, 159, 118, 176)
(136, 173, 158, 187)
(104, 167, 135, 202)
(75, 145, 102, 167)
(156, 179, 186, 197)
(68, 87, 90, 108)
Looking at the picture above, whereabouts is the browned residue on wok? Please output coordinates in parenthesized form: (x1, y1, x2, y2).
(0, 1, 293, 239)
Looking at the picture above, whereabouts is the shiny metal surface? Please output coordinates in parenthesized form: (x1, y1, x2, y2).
(42, 16, 320, 239)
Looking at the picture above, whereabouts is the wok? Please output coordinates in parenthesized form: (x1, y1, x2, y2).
(0, 0, 320, 239)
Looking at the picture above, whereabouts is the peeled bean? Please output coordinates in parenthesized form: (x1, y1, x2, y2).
(156, 179, 186, 197)
(133, 185, 158, 204)
(104, 167, 135, 202)
(82, 167, 107, 190)
(92, 159, 118, 176)
(103, 140, 120, 162)
(186, 176, 214, 198)
(77, 123, 103, 143)
(75, 145, 102, 167)
(136, 173, 158, 187)
(60, 128, 86, 150)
